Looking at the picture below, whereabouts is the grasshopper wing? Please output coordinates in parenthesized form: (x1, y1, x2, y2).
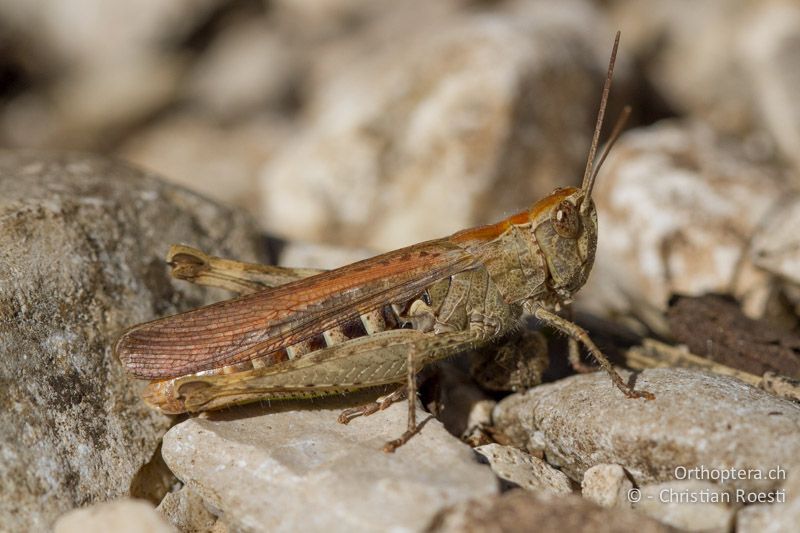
(116, 240, 478, 379)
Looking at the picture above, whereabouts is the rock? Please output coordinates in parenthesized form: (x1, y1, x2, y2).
(736, 467, 800, 533)
(156, 487, 221, 532)
(259, 5, 616, 249)
(427, 362, 495, 441)
(127, 444, 178, 509)
(474, 444, 573, 495)
(119, 112, 289, 216)
(428, 489, 672, 533)
(270, 0, 412, 40)
(635, 480, 734, 532)
(579, 120, 793, 335)
(493, 368, 800, 493)
(581, 464, 633, 508)
(0, 151, 265, 530)
(0, 1, 222, 149)
(3, 54, 187, 150)
(185, 16, 299, 120)
(609, 1, 800, 179)
(53, 498, 175, 533)
(51, 53, 187, 148)
(0, 1, 220, 69)
(160, 395, 498, 532)
(276, 239, 374, 271)
(461, 399, 497, 447)
(608, 0, 758, 135)
(751, 193, 800, 287)
(742, 3, 800, 178)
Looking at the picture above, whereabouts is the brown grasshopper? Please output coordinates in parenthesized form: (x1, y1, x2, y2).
(115, 32, 653, 452)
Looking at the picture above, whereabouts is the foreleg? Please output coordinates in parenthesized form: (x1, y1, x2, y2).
(533, 306, 654, 400)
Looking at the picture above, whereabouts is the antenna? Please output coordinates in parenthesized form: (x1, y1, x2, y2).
(580, 31, 620, 200)
(590, 105, 631, 186)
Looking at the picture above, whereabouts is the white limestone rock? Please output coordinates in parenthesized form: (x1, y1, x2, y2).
(475, 443, 573, 495)
(493, 368, 800, 494)
(161, 396, 499, 532)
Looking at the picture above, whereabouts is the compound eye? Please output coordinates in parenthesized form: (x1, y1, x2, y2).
(552, 200, 580, 238)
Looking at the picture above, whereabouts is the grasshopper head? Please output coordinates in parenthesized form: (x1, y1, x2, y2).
(528, 186, 598, 300)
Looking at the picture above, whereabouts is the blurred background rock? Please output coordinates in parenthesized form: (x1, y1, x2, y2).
(1, 0, 799, 325)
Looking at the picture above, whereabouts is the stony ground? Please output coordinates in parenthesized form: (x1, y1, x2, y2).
(1, 1, 800, 532)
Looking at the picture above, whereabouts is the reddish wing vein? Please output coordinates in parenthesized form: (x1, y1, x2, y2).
(116, 240, 477, 379)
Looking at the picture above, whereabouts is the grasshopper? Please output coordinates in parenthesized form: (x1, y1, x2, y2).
(115, 32, 653, 452)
